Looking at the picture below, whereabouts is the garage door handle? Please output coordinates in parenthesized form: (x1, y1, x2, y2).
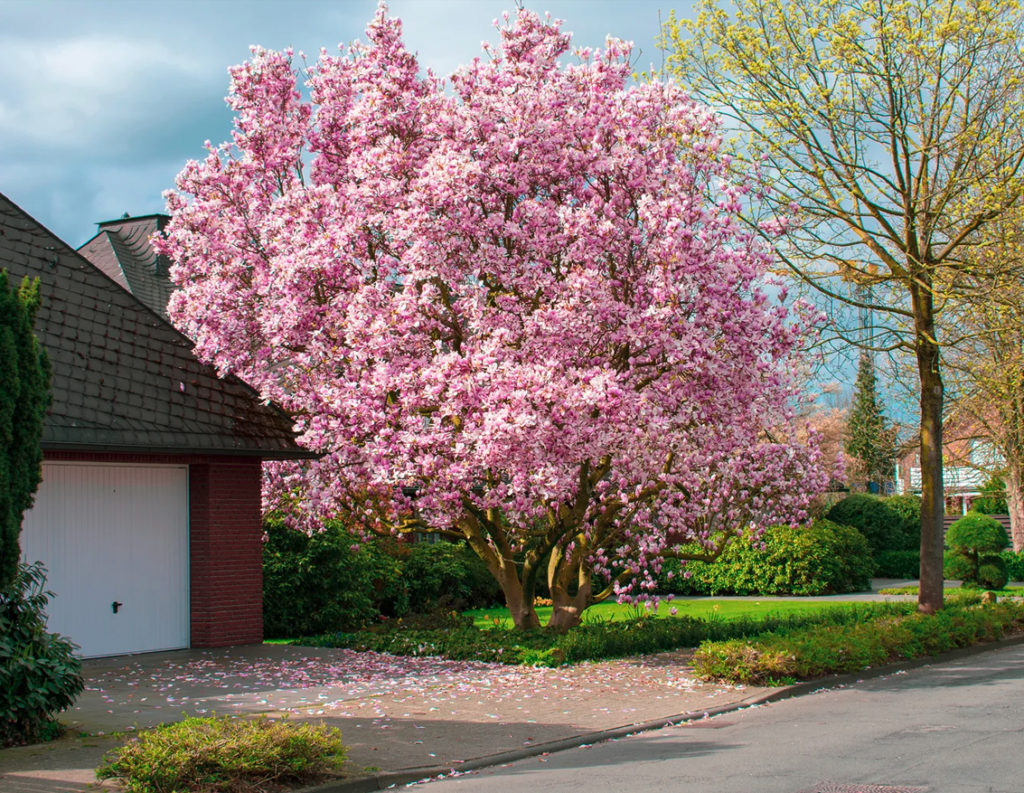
(112, 601, 123, 614)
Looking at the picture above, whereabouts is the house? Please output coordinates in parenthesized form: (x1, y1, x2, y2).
(895, 411, 1003, 515)
(1, 192, 315, 658)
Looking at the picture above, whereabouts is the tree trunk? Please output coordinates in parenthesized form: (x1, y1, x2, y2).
(494, 565, 541, 630)
(1007, 463, 1024, 553)
(913, 283, 945, 614)
(547, 577, 591, 633)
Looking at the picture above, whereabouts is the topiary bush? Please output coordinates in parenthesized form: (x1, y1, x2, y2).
(943, 550, 975, 583)
(659, 519, 873, 596)
(96, 716, 346, 793)
(0, 561, 84, 747)
(977, 557, 1009, 590)
(825, 493, 918, 554)
(945, 512, 1010, 588)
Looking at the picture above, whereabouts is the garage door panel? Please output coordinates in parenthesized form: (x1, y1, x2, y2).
(20, 464, 189, 658)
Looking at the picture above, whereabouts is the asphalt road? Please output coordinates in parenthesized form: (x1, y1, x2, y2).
(415, 643, 1024, 793)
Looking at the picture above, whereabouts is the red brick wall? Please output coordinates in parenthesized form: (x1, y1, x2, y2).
(43, 451, 265, 648)
(188, 459, 263, 646)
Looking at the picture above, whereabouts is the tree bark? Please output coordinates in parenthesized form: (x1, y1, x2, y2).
(1007, 463, 1024, 553)
(913, 282, 945, 614)
(547, 574, 591, 633)
(495, 567, 541, 630)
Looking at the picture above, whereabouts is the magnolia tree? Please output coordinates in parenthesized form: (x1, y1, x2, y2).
(158, 7, 828, 630)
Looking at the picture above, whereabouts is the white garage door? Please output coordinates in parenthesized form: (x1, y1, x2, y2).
(20, 463, 190, 658)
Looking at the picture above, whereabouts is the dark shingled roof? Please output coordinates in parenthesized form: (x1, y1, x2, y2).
(0, 192, 314, 458)
(78, 214, 176, 321)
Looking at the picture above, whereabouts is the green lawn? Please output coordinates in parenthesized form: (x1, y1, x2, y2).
(465, 598, 868, 629)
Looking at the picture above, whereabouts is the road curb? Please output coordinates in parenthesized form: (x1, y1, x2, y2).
(302, 631, 1024, 791)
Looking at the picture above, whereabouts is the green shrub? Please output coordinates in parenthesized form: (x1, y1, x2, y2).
(402, 541, 501, 612)
(884, 494, 922, 547)
(0, 562, 84, 747)
(1000, 549, 1024, 582)
(96, 716, 346, 793)
(660, 520, 873, 596)
(826, 493, 918, 553)
(945, 512, 1010, 587)
(874, 549, 920, 579)
(263, 517, 407, 638)
(692, 600, 1024, 685)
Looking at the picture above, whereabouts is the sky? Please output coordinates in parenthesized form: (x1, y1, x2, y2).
(1, 0, 693, 248)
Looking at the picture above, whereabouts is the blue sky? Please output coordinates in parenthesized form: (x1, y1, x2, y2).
(1, 0, 692, 247)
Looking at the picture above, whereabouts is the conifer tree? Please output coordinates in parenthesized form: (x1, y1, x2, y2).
(0, 271, 51, 590)
(844, 353, 895, 493)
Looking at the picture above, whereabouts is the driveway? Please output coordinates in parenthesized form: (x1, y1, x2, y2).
(0, 643, 767, 791)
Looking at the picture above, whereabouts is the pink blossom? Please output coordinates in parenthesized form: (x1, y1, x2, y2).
(157, 4, 828, 625)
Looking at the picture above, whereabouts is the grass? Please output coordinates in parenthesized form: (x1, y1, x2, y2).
(465, 598, 873, 629)
(878, 585, 1024, 596)
(295, 601, 917, 667)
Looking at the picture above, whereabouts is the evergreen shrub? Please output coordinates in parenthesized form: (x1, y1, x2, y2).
(973, 475, 1008, 515)
(1000, 549, 1024, 582)
(0, 562, 83, 747)
(263, 517, 500, 638)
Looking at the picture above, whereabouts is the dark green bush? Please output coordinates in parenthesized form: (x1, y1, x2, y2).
(96, 716, 346, 793)
(659, 520, 873, 596)
(1000, 549, 1024, 582)
(692, 600, 1024, 685)
(263, 517, 406, 638)
(264, 517, 504, 637)
(884, 494, 922, 546)
(403, 541, 501, 612)
(0, 562, 84, 747)
(826, 493, 918, 553)
(874, 550, 920, 579)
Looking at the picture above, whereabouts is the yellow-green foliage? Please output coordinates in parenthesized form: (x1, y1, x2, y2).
(692, 600, 1024, 685)
(96, 716, 346, 793)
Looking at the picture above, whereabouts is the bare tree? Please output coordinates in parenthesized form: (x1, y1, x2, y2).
(664, 0, 1024, 612)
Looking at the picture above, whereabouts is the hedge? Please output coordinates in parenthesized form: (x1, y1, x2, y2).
(659, 519, 873, 596)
